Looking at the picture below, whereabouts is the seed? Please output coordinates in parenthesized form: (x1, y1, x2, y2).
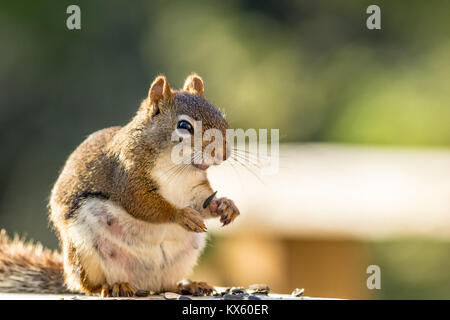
(215, 287, 231, 296)
(164, 292, 180, 300)
(224, 293, 244, 300)
(291, 288, 305, 297)
(203, 191, 218, 209)
(230, 286, 246, 294)
(135, 290, 150, 297)
(248, 284, 270, 295)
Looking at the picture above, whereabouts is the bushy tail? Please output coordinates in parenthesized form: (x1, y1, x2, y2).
(0, 229, 69, 294)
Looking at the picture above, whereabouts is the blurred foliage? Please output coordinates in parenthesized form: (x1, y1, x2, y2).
(370, 238, 450, 299)
(0, 0, 449, 298)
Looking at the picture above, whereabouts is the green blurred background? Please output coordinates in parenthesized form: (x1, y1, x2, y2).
(0, 0, 449, 299)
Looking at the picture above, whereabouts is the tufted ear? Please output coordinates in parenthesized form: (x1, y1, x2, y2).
(183, 73, 204, 96)
(149, 75, 172, 105)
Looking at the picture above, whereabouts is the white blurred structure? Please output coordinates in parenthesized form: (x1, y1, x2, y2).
(207, 144, 450, 239)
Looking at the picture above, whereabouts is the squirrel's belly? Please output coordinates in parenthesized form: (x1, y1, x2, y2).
(67, 198, 207, 292)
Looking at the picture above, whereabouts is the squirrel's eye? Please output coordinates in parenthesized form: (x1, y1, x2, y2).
(177, 120, 194, 134)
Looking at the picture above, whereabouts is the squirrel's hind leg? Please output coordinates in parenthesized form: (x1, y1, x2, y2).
(64, 237, 137, 297)
(176, 279, 215, 296)
(99, 283, 135, 297)
(62, 238, 107, 295)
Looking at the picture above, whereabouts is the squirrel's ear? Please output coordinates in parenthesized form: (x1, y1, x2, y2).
(183, 73, 204, 96)
(149, 75, 172, 106)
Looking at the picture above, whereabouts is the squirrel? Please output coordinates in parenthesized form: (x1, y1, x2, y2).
(0, 74, 240, 297)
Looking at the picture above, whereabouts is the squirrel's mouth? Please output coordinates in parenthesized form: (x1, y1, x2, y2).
(192, 163, 210, 171)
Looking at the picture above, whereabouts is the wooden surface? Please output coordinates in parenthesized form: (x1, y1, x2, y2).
(0, 292, 330, 300)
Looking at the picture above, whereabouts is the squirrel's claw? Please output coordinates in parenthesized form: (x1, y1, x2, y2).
(210, 197, 240, 226)
(177, 207, 207, 233)
(177, 279, 215, 296)
(100, 282, 135, 298)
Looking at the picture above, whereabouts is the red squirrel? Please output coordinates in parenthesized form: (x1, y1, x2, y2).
(0, 74, 240, 297)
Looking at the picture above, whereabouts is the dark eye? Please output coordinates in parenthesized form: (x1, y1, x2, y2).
(177, 120, 194, 134)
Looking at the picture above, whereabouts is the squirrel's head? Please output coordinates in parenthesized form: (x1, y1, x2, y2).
(135, 73, 230, 171)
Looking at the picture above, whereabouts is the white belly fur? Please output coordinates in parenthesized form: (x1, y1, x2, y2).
(67, 198, 207, 292)
(151, 152, 208, 209)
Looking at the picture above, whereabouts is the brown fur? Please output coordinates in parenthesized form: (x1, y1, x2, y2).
(0, 229, 67, 293)
(49, 74, 228, 227)
(0, 74, 238, 295)
(183, 73, 204, 96)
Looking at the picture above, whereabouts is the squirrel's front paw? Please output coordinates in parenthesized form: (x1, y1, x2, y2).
(209, 197, 240, 226)
(176, 207, 207, 233)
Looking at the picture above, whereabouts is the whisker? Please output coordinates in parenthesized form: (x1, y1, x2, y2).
(226, 159, 243, 189)
(232, 156, 265, 185)
(232, 148, 262, 160)
(232, 146, 286, 160)
(230, 153, 263, 169)
(232, 148, 272, 164)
